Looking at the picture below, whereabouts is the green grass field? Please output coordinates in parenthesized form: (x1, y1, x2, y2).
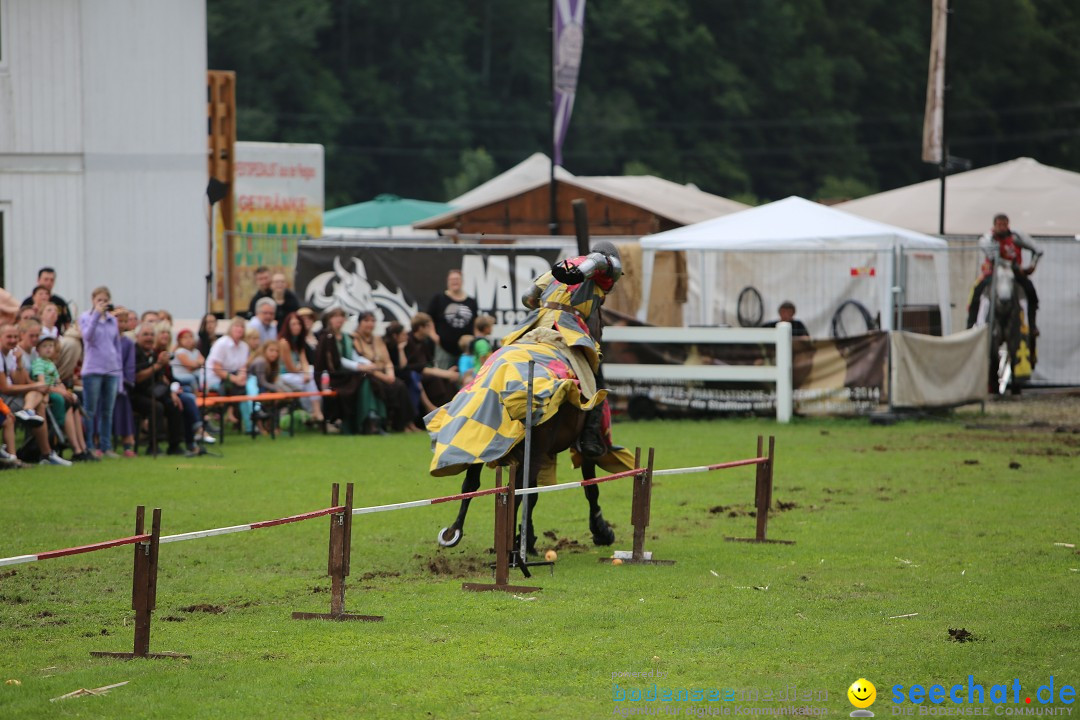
(1, 414, 1077, 719)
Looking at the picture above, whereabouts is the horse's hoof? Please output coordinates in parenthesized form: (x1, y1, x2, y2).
(437, 526, 462, 548)
(591, 512, 616, 546)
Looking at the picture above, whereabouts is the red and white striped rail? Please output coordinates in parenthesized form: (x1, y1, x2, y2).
(351, 486, 508, 516)
(514, 468, 644, 497)
(159, 505, 345, 545)
(652, 456, 768, 477)
(0, 533, 152, 568)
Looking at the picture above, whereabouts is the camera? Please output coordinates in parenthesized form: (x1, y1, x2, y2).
(105, 303, 115, 312)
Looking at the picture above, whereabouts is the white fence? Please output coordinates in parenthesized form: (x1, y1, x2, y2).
(602, 323, 793, 423)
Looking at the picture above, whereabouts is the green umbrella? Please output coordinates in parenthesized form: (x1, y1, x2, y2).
(324, 194, 454, 229)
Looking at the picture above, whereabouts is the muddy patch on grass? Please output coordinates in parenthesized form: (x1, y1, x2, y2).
(358, 570, 401, 582)
(180, 603, 225, 614)
(948, 627, 977, 643)
(550, 537, 589, 553)
(424, 555, 487, 578)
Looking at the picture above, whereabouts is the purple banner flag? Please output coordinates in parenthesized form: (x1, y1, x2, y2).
(553, 0, 586, 167)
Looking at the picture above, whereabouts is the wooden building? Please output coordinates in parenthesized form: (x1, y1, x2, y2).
(414, 153, 745, 237)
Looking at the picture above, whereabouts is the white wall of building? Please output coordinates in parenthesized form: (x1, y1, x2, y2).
(0, 0, 207, 317)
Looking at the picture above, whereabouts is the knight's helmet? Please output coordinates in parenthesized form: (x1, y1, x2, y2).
(589, 240, 623, 284)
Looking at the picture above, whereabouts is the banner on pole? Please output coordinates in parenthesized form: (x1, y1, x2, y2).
(921, 0, 948, 165)
(553, 0, 586, 167)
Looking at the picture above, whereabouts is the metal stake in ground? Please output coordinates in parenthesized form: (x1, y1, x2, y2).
(92, 506, 189, 659)
(293, 483, 383, 622)
(519, 360, 535, 566)
(463, 466, 541, 594)
(725, 435, 794, 545)
(605, 447, 675, 565)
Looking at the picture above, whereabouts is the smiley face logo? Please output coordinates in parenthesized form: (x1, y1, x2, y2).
(848, 678, 877, 709)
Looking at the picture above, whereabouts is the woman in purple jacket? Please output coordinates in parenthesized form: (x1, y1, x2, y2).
(79, 286, 123, 457)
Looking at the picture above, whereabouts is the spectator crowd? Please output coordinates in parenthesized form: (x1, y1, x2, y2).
(0, 266, 496, 470)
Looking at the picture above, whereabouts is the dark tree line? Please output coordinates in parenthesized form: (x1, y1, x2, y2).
(208, 0, 1080, 209)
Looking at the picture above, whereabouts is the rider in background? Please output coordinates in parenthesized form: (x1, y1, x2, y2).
(966, 213, 1042, 351)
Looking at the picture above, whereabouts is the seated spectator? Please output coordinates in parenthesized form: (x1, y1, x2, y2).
(352, 311, 417, 433)
(247, 297, 277, 344)
(456, 334, 479, 385)
(79, 286, 122, 458)
(296, 307, 319, 365)
(32, 336, 89, 461)
(246, 341, 292, 433)
(0, 323, 69, 465)
(269, 273, 301, 325)
(140, 310, 159, 327)
(131, 323, 189, 456)
(313, 307, 383, 435)
(471, 314, 498, 366)
(197, 313, 218, 357)
(206, 316, 252, 430)
(386, 322, 422, 423)
(404, 312, 458, 412)
(153, 321, 173, 357)
(17, 306, 37, 323)
(246, 266, 273, 318)
(28, 285, 51, 316)
(171, 329, 205, 393)
(762, 301, 810, 337)
(20, 267, 72, 331)
(278, 312, 324, 423)
(0, 397, 27, 468)
(157, 309, 173, 325)
(39, 302, 61, 340)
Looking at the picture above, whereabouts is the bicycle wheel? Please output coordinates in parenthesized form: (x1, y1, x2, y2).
(736, 286, 764, 327)
(831, 300, 875, 338)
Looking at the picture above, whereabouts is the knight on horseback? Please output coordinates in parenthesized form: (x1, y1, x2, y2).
(510, 240, 623, 460)
(426, 242, 627, 552)
(966, 213, 1043, 354)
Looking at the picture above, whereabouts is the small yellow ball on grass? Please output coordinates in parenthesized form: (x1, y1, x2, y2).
(545, 550, 558, 562)
(612, 558, 623, 566)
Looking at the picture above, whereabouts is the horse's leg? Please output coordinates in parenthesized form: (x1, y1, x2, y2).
(512, 463, 540, 556)
(581, 461, 615, 546)
(437, 464, 482, 548)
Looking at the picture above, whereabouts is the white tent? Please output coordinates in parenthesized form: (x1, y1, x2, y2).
(638, 196, 952, 334)
(836, 157, 1080, 236)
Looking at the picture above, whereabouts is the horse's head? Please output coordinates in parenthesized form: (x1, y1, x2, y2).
(993, 259, 1014, 308)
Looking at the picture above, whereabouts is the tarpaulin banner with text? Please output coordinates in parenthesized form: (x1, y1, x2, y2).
(295, 242, 563, 332)
(602, 328, 889, 417)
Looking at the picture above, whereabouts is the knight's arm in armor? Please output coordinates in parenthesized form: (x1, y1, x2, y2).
(551, 251, 623, 286)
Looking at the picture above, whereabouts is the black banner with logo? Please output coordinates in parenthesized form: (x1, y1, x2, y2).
(295, 242, 565, 330)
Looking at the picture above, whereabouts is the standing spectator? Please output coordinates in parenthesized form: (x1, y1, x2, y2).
(278, 312, 324, 423)
(246, 266, 273, 318)
(269, 273, 301, 325)
(0, 323, 69, 465)
(131, 323, 187, 456)
(20, 267, 72, 331)
(427, 269, 477, 371)
(197, 313, 218, 357)
(79, 287, 123, 458)
(112, 307, 137, 457)
(140, 310, 160, 327)
(247, 297, 278, 344)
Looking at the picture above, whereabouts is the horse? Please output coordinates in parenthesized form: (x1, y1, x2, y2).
(975, 256, 1026, 395)
(427, 331, 621, 555)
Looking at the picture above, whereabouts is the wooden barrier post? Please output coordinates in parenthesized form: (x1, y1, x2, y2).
(726, 435, 794, 545)
(463, 466, 542, 593)
(609, 447, 674, 565)
(293, 483, 384, 621)
(92, 507, 189, 659)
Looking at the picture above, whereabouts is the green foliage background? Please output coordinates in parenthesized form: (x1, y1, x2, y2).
(207, 0, 1080, 209)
